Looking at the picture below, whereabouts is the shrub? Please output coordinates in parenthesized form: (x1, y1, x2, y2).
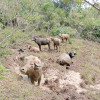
(1, 27, 25, 46)
(81, 26, 100, 42)
(50, 26, 76, 37)
(50, 27, 60, 36)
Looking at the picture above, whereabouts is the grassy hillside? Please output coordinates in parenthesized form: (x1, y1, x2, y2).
(0, 0, 100, 100)
(0, 38, 100, 100)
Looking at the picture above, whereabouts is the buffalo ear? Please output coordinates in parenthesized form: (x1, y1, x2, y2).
(27, 45, 31, 49)
(19, 56, 25, 61)
(34, 63, 38, 67)
(32, 37, 35, 41)
(20, 67, 24, 71)
(32, 37, 37, 41)
(69, 52, 73, 58)
(34, 62, 44, 67)
(27, 45, 29, 48)
(74, 52, 77, 55)
(40, 62, 44, 67)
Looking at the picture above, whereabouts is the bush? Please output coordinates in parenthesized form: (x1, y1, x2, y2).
(81, 26, 100, 42)
(50, 27, 60, 36)
(50, 26, 76, 37)
(1, 27, 25, 46)
(0, 22, 3, 28)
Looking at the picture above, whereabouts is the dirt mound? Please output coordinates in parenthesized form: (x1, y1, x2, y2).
(43, 68, 86, 93)
(3, 54, 86, 94)
(1, 51, 87, 94)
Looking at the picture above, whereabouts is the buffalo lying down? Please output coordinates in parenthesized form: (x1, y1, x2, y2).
(57, 51, 76, 66)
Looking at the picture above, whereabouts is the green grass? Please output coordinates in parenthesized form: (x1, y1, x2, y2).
(81, 71, 94, 84)
(84, 64, 100, 73)
(81, 64, 100, 84)
(0, 63, 10, 79)
(87, 91, 100, 100)
(0, 48, 12, 56)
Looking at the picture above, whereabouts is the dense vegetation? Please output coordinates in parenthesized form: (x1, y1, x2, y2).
(0, 0, 100, 48)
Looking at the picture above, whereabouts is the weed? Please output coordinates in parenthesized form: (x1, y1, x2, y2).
(0, 63, 10, 79)
(23, 89, 29, 96)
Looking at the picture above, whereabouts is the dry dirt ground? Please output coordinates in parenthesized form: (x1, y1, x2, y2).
(0, 38, 100, 100)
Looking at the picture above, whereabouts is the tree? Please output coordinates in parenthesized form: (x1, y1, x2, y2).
(62, 0, 100, 11)
(84, 0, 100, 11)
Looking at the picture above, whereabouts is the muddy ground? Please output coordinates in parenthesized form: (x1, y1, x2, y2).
(0, 38, 100, 100)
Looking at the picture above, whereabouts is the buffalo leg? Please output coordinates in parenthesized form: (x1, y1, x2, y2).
(38, 77, 41, 86)
(54, 44, 55, 50)
(38, 44, 41, 51)
(56, 45, 57, 50)
(62, 39, 64, 43)
(66, 38, 68, 42)
(31, 79, 35, 85)
(58, 46, 60, 52)
(48, 44, 50, 50)
(68, 38, 70, 43)
(56, 45, 59, 52)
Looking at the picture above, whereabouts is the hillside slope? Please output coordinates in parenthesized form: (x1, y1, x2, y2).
(0, 38, 100, 100)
